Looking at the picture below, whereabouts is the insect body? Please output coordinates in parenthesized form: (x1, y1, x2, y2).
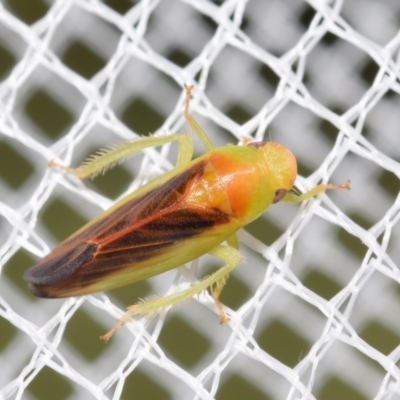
(24, 85, 349, 341)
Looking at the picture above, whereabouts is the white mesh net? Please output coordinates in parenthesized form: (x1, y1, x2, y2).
(1, 0, 400, 399)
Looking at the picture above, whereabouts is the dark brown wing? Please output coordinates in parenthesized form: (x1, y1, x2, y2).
(24, 160, 230, 291)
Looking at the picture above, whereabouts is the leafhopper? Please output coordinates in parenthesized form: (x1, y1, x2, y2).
(24, 85, 350, 341)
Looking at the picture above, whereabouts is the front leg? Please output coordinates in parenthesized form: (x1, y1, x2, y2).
(282, 180, 350, 204)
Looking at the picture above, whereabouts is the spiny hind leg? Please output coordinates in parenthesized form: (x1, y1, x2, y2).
(49, 133, 194, 180)
(100, 245, 241, 342)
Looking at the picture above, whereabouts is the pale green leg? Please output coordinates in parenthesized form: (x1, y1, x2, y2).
(100, 245, 241, 342)
(50, 133, 194, 179)
(226, 233, 239, 250)
(184, 84, 214, 151)
(282, 180, 350, 204)
(51, 85, 215, 179)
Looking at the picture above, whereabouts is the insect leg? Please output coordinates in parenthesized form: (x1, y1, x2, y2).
(50, 133, 194, 180)
(100, 245, 240, 342)
(282, 180, 350, 204)
(207, 245, 241, 324)
(226, 233, 239, 250)
(183, 84, 214, 151)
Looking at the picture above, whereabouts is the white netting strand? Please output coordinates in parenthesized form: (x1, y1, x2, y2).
(1, 0, 400, 399)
